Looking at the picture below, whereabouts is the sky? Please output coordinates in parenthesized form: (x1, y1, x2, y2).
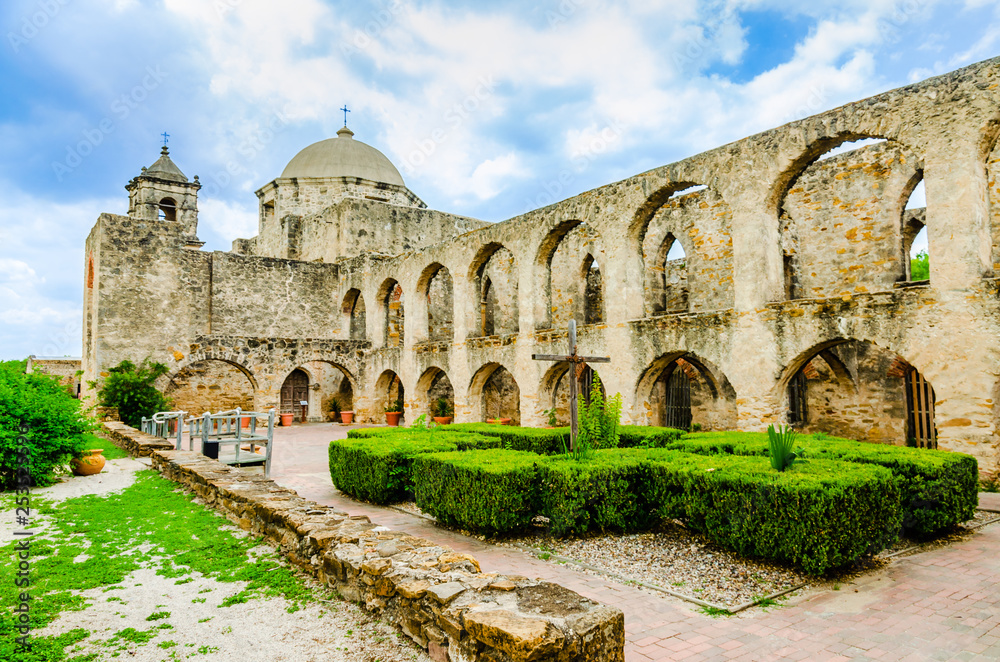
(0, 0, 996, 360)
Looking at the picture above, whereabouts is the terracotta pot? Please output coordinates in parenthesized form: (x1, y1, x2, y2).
(71, 449, 106, 476)
(340, 411, 354, 425)
(488, 418, 512, 426)
(433, 416, 453, 426)
(385, 411, 402, 427)
(280, 413, 295, 427)
(240, 416, 251, 429)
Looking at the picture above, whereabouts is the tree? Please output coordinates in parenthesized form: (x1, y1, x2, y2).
(91, 358, 171, 427)
(0, 360, 92, 489)
(910, 250, 929, 281)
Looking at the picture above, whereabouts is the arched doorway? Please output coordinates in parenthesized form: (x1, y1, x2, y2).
(471, 363, 520, 425)
(636, 354, 737, 431)
(280, 369, 310, 422)
(164, 359, 256, 415)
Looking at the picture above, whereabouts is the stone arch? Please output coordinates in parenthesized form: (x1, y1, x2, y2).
(417, 262, 454, 342)
(377, 278, 404, 348)
(470, 362, 520, 425)
(539, 362, 605, 426)
(900, 170, 927, 282)
(534, 219, 607, 329)
(416, 366, 455, 419)
(341, 288, 367, 341)
(468, 242, 518, 337)
(164, 358, 257, 416)
(375, 369, 405, 421)
(158, 197, 178, 222)
(285, 360, 357, 422)
(635, 352, 737, 431)
(777, 137, 924, 299)
(580, 254, 604, 325)
(775, 338, 934, 446)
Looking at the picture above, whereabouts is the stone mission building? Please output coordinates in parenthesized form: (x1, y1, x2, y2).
(83, 58, 1000, 475)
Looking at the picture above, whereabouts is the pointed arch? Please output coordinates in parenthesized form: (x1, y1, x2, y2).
(342, 288, 367, 340)
(470, 362, 520, 425)
(468, 243, 518, 337)
(635, 352, 736, 430)
(417, 263, 454, 342)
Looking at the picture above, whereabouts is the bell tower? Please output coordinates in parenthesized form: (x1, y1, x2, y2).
(125, 145, 203, 248)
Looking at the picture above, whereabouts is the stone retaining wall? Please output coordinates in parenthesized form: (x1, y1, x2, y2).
(101, 422, 625, 662)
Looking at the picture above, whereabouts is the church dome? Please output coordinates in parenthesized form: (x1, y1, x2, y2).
(280, 126, 406, 186)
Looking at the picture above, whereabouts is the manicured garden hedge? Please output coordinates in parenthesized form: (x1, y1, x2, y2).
(345, 427, 500, 449)
(617, 425, 685, 448)
(412, 449, 541, 535)
(439, 423, 571, 454)
(670, 432, 978, 535)
(328, 433, 462, 504)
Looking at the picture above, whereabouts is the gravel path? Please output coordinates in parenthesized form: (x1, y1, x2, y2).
(16, 459, 430, 662)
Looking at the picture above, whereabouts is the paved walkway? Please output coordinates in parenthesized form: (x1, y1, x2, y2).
(268, 423, 1000, 662)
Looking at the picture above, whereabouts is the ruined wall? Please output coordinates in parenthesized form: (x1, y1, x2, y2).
(427, 269, 454, 342)
(549, 223, 604, 327)
(781, 142, 919, 298)
(164, 359, 255, 415)
(477, 248, 518, 336)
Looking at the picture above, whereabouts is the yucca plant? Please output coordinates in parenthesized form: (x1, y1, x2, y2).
(766, 424, 800, 471)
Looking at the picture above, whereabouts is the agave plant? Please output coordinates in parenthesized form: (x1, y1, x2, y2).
(767, 424, 800, 471)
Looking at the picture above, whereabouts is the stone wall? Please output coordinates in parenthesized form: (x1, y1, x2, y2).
(101, 421, 624, 661)
(164, 359, 255, 415)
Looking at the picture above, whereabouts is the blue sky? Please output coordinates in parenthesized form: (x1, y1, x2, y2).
(0, 0, 996, 360)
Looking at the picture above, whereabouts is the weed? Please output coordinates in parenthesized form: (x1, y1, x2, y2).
(698, 605, 730, 617)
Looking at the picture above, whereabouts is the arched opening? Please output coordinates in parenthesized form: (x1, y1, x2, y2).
(582, 254, 604, 325)
(280, 368, 310, 422)
(638, 185, 733, 316)
(419, 264, 454, 342)
(902, 175, 928, 282)
(165, 359, 257, 416)
(158, 197, 178, 222)
(294, 361, 356, 422)
(541, 363, 605, 426)
(636, 353, 737, 431)
(779, 339, 935, 446)
(536, 221, 605, 329)
(342, 289, 367, 341)
(470, 244, 518, 337)
(470, 363, 520, 425)
(417, 367, 455, 420)
(778, 137, 922, 299)
(375, 370, 405, 422)
(379, 279, 405, 348)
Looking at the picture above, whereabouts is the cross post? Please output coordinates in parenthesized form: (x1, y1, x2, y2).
(161, 131, 170, 147)
(532, 319, 610, 451)
(340, 105, 350, 127)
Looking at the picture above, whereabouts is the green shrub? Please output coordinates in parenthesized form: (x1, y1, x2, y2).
(440, 423, 570, 454)
(0, 360, 93, 489)
(577, 374, 622, 452)
(328, 433, 459, 504)
(89, 358, 171, 428)
(675, 431, 978, 535)
(617, 425, 685, 448)
(346, 426, 498, 449)
(413, 449, 540, 535)
(767, 424, 800, 471)
(536, 451, 655, 536)
(628, 448, 901, 574)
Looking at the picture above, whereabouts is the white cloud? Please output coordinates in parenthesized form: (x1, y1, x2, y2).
(198, 198, 259, 244)
(469, 153, 528, 200)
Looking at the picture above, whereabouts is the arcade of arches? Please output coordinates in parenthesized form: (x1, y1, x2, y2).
(84, 59, 1000, 475)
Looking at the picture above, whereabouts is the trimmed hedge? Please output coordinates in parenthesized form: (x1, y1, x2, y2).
(672, 432, 978, 535)
(536, 452, 655, 536)
(628, 448, 901, 574)
(328, 433, 461, 504)
(617, 425, 685, 448)
(412, 449, 541, 535)
(439, 423, 571, 454)
(345, 426, 499, 449)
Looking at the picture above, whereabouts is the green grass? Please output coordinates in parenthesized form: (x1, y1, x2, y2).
(79, 432, 130, 461)
(0, 470, 320, 662)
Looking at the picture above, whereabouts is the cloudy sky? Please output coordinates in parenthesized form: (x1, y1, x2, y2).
(0, 0, 996, 360)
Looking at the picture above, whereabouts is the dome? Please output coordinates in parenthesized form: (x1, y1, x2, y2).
(280, 126, 406, 186)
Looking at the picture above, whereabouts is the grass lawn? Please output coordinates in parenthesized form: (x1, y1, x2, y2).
(79, 432, 130, 461)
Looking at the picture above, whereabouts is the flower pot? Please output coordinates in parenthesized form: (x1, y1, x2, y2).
(240, 416, 251, 429)
(433, 416, 453, 426)
(280, 413, 295, 427)
(340, 411, 354, 425)
(71, 449, 106, 476)
(488, 418, 512, 426)
(385, 411, 402, 427)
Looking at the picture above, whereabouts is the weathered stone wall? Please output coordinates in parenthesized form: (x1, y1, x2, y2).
(102, 422, 625, 661)
(164, 359, 255, 415)
(26, 357, 82, 395)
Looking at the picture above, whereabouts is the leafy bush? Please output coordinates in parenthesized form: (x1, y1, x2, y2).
(577, 374, 622, 452)
(617, 425, 685, 448)
(328, 432, 459, 503)
(674, 431, 978, 535)
(536, 451, 655, 536)
(910, 249, 929, 281)
(440, 423, 570, 454)
(0, 360, 93, 489)
(628, 448, 901, 574)
(89, 358, 171, 428)
(767, 424, 800, 471)
(412, 449, 540, 535)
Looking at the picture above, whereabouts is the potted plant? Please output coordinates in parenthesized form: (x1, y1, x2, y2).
(340, 410, 354, 425)
(324, 395, 342, 423)
(487, 417, 512, 425)
(384, 398, 404, 427)
(432, 398, 454, 425)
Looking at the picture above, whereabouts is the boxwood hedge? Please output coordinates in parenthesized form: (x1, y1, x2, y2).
(671, 432, 977, 535)
(346, 426, 500, 449)
(617, 425, 685, 448)
(412, 449, 541, 535)
(439, 423, 571, 454)
(328, 433, 463, 504)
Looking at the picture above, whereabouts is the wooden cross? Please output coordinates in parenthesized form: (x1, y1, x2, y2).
(532, 319, 610, 451)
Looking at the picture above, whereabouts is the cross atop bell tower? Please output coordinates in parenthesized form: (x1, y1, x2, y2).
(125, 141, 203, 248)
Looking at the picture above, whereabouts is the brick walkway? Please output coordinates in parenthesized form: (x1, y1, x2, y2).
(268, 423, 1000, 661)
